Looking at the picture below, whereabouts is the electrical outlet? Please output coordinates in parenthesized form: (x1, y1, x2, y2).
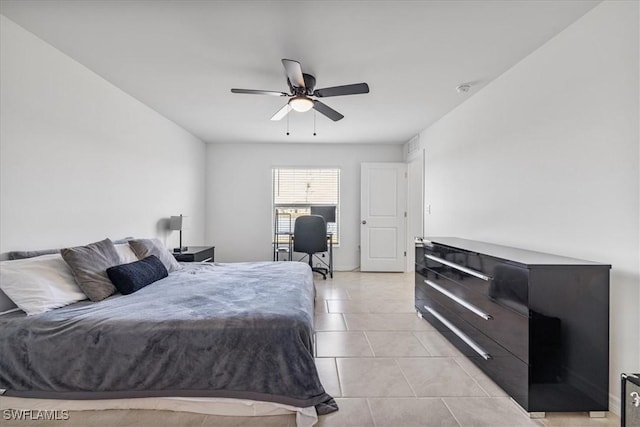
(426, 204, 431, 214)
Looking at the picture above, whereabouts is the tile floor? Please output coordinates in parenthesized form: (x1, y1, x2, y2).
(1, 272, 619, 427)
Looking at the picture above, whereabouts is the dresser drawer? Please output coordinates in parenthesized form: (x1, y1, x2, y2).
(418, 248, 529, 317)
(417, 298, 528, 408)
(416, 271, 529, 363)
(420, 245, 493, 295)
(421, 242, 491, 277)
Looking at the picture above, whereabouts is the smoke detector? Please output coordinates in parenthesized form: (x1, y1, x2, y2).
(456, 84, 471, 93)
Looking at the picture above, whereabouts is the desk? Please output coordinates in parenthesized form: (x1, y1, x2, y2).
(273, 233, 333, 278)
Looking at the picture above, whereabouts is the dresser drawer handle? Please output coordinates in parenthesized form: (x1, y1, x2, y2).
(424, 306, 492, 360)
(425, 254, 491, 281)
(424, 280, 492, 320)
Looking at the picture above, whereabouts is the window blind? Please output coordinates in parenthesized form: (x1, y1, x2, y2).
(273, 168, 340, 205)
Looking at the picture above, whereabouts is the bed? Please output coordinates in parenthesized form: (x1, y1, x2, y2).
(0, 249, 336, 426)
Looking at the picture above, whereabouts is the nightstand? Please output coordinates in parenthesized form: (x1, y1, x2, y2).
(172, 246, 215, 262)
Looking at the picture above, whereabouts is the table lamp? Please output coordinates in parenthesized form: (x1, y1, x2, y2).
(169, 214, 187, 252)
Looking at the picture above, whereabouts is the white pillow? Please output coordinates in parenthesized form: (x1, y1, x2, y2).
(0, 254, 88, 315)
(128, 238, 181, 273)
(115, 243, 139, 264)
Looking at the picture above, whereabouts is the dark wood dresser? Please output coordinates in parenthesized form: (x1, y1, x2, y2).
(415, 237, 610, 416)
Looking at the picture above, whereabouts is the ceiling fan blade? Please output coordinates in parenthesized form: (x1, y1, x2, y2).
(231, 89, 288, 96)
(270, 103, 293, 121)
(313, 83, 369, 98)
(282, 59, 306, 89)
(313, 100, 344, 122)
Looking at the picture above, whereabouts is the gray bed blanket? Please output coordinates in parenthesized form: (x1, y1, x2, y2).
(0, 261, 336, 412)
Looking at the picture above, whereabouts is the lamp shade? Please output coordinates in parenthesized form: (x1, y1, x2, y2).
(169, 215, 183, 231)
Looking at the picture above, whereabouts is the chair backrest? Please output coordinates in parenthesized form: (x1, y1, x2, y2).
(293, 215, 327, 254)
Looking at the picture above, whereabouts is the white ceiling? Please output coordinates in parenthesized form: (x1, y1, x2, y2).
(0, 0, 600, 145)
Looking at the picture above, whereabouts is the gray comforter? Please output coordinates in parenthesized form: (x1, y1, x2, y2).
(0, 262, 335, 412)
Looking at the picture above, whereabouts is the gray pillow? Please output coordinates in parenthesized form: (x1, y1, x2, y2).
(128, 238, 181, 273)
(61, 238, 121, 301)
(8, 237, 133, 260)
(8, 248, 60, 260)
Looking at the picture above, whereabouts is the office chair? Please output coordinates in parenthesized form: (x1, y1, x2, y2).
(293, 215, 328, 280)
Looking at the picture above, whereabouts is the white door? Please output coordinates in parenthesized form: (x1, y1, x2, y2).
(360, 162, 407, 272)
(406, 152, 424, 272)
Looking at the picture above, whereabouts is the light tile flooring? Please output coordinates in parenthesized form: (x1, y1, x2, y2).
(1, 272, 619, 427)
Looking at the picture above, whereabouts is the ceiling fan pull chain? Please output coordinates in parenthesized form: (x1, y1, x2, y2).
(286, 111, 290, 136)
(313, 110, 317, 136)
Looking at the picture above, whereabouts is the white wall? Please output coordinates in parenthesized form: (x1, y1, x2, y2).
(415, 1, 639, 412)
(0, 15, 206, 253)
(205, 143, 403, 270)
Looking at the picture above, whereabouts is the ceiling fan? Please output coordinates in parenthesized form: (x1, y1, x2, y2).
(231, 59, 369, 122)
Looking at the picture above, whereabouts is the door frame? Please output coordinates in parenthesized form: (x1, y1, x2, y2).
(406, 148, 424, 272)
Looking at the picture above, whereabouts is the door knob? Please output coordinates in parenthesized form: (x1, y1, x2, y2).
(361, 220, 367, 225)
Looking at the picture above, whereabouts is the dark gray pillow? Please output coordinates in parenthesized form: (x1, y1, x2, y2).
(128, 238, 181, 273)
(61, 238, 121, 301)
(107, 255, 168, 295)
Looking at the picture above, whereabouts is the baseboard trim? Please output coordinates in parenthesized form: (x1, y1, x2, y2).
(332, 265, 359, 272)
(609, 392, 620, 416)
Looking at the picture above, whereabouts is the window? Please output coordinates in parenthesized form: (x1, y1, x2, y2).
(272, 168, 340, 245)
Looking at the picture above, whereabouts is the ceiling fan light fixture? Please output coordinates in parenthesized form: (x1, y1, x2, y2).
(289, 96, 314, 112)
